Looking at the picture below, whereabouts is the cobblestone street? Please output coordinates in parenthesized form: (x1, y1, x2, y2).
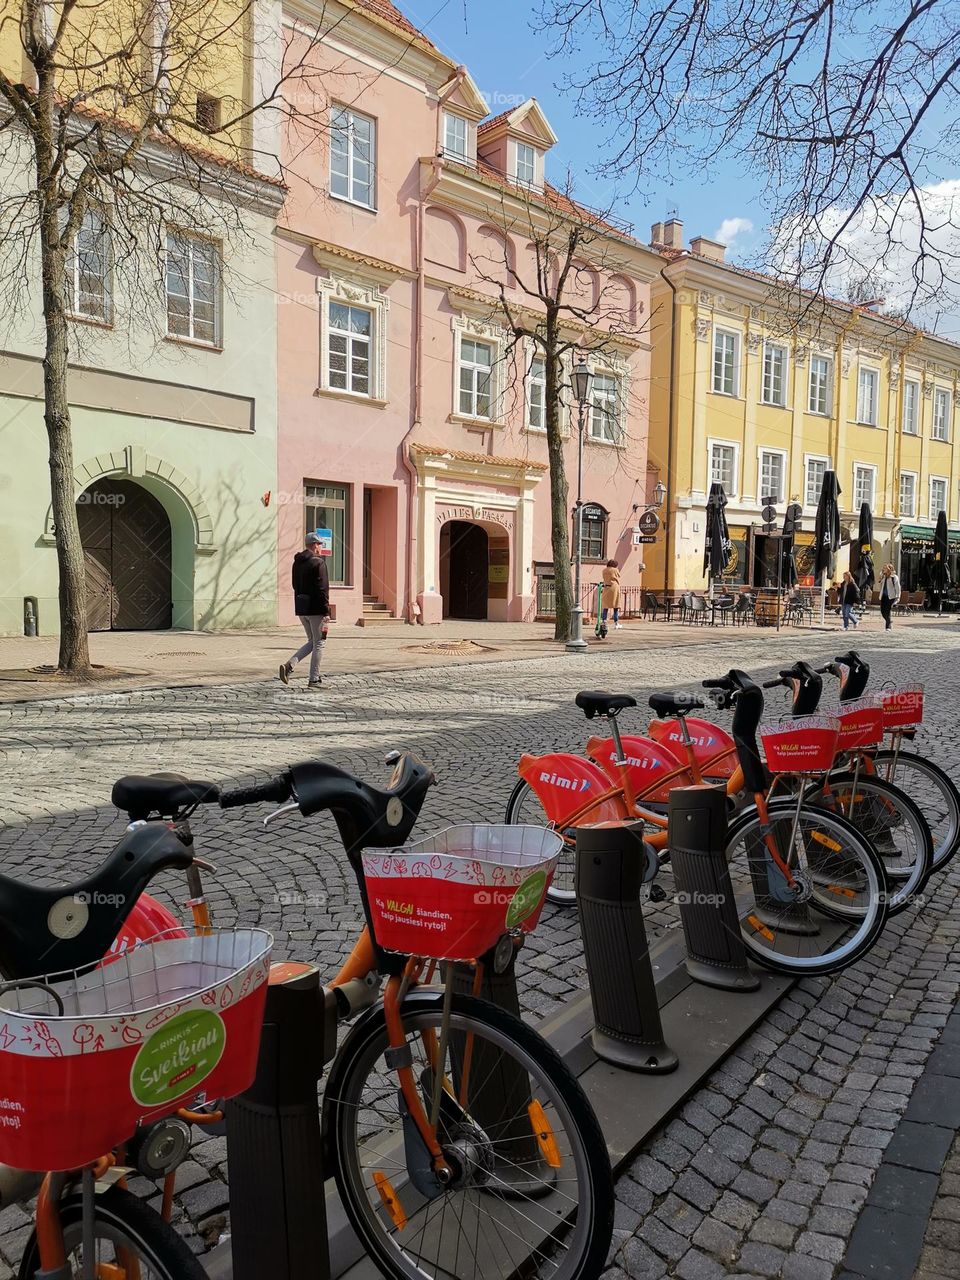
(1, 625, 959, 1278)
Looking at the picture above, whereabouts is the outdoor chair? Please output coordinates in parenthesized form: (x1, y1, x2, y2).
(687, 593, 709, 625)
(733, 593, 755, 625)
(714, 594, 735, 624)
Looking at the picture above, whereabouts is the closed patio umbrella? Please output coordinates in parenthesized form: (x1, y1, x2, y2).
(932, 509, 951, 612)
(814, 470, 841, 622)
(854, 502, 875, 597)
(703, 482, 733, 583)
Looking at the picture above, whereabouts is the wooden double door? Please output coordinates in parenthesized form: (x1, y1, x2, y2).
(78, 479, 173, 631)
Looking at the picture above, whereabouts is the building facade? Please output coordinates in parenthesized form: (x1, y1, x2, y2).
(277, 0, 660, 627)
(645, 220, 960, 596)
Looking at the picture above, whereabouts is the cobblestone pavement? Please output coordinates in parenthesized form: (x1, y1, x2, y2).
(915, 1135, 960, 1279)
(0, 626, 958, 1276)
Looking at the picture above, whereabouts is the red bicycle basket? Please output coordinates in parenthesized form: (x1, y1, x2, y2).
(363, 825, 562, 962)
(881, 686, 924, 730)
(836, 697, 885, 751)
(761, 715, 840, 774)
(0, 929, 272, 1172)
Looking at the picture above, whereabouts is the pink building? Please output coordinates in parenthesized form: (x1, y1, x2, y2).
(277, 0, 662, 627)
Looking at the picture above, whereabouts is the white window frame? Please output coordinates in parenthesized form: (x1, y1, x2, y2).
(588, 369, 625, 445)
(761, 341, 788, 407)
(164, 230, 222, 346)
(64, 206, 112, 323)
(902, 379, 920, 434)
(329, 105, 376, 210)
(525, 347, 546, 432)
(708, 437, 740, 499)
(758, 447, 787, 504)
(514, 141, 536, 186)
(442, 111, 469, 160)
(929, 475, 948, 520)
(808, 354, 832, 416)
(451, 316, 505, 423)
(316, 274, 389, 401)
(899, 470, 917, 519)
(933, 387, 952, 442)
(853, 462, 877, 510)
(857, 366, 880, 426)
(804, 454, 831, 509)
(712, 327, 740, 397)
(326, 300, 373, 397)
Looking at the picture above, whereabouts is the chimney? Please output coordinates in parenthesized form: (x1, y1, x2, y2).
(650, 220, 665, 247)
(661, 218, 684, 250)
(690, 236, 726, 263)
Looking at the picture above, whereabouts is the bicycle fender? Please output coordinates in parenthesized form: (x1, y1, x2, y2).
(517, 752, 629, 826)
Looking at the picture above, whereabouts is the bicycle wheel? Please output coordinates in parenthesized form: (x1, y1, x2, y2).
(725, 798, 889, 976)
(505, 779, 577, 905)
(326, 990, 614, 1280)
(870, 749, 960, 873)
(17, 1185, 207, 1280)
(807, 773, 933, 915)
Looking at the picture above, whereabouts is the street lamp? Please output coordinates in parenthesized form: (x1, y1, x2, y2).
(566, 358, 593, 653)
(653, 480, 667, 508)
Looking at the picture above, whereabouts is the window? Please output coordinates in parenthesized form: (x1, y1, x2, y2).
(933, 388, 951, 441)
(805, 456, 829, 507)
(709, 440, 738, 495)
(930, 476, 948, 519)
(304, 482, 349, 585)
(712, 329, 739, 396)
(196, 93, 221, 133)
(761, 342, 788, 406)
(902, 380, 919, 434)
(759, 450, 786, 503)
(165, 231, 220, 345)
(442, 112, 468, 159)
(65, 207, 111, 322)
(853, 464, 876, 509)
(526, 355, 546, 430)
(899, 472, 917, 519)
(579, 504, 607, 560)
(808, 355, 832, 415)
(515, 142, 535, 185)
(589, 372, 621, 442)
(458, 337, 494, 418)
(327, 301, 371, 396)
(857, 367, 879, 425)
(330, 106, 375, 208)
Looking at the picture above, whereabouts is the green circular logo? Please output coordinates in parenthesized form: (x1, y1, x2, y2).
(130, 1009, 226, 1108)
(505, 870, 547, 929)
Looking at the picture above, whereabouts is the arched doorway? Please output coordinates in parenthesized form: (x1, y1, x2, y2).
(440, 521, 489, 619)
(77, 479, 172, 630)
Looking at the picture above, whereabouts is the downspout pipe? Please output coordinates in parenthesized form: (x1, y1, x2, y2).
(659, 261, 680, 596)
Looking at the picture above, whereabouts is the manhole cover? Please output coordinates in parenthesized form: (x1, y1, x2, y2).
(403, 640, 496, 655)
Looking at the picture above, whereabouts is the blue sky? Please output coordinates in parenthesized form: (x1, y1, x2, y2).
(402, 0, 765, 259)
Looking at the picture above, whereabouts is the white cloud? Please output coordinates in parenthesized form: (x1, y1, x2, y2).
(715, 216, 754, 246)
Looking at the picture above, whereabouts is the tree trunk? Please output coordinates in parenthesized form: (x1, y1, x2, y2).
(544, 312, 573, 641)
(35, 75, 91, 675)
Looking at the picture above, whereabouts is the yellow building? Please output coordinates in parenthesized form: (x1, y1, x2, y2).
(646, 219, 960, 597)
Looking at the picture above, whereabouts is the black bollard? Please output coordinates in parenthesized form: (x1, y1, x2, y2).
(576, 821, 678, 1073)
(227, 963, 338, 1280)
(668, 786, 761, 991)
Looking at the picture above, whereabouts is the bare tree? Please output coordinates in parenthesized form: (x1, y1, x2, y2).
(0, 0, 360, 674)
(540, 0, 960, 322)
(471, 183, 645, 641)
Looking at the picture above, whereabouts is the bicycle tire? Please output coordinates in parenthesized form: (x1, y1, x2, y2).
(725, 798, 889, 976)
(806, 773, 933, 915)
(870, 749, 960, 873)
(505, 779, 577, 905)
(17, 1184, 207, 1280)
(325, 990, 614, 1280)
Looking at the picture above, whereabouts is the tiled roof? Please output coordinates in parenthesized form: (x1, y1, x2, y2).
(410, 442, 549, 470)
(477, 109, 513, 136)
(353, 0, 437, 48)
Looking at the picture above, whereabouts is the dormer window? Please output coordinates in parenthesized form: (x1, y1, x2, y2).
(515, 142, 536, 185)
(443, 112, 469, 160)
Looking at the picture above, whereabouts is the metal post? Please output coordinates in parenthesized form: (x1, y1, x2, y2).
(668, 785, 761, 991)
(576, 821, 678, 1072)
(566, 403, 588, 652)
(227, 964, 337, 1280)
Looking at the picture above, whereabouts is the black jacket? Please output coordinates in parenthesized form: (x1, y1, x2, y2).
(292, 550, 329, 617)
(840, 580, 860, 606)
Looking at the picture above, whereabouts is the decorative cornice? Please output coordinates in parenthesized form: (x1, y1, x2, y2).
(311, 239, 414, 282)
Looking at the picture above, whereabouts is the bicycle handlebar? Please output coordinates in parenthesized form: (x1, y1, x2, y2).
(219, 773, 292, 809)
(762, 678, 784, 689)
(702, 677, 730, 690)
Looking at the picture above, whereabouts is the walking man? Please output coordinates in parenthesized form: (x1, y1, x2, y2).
(840, 571, 860, 631)
(879, 562, 901, 630)
(279, 532, 329, 688)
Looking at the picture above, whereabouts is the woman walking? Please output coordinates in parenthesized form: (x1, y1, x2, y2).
(601, 560, 622, 629)
(879, 563, 901, 630)
(840, 571, 861, 631)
